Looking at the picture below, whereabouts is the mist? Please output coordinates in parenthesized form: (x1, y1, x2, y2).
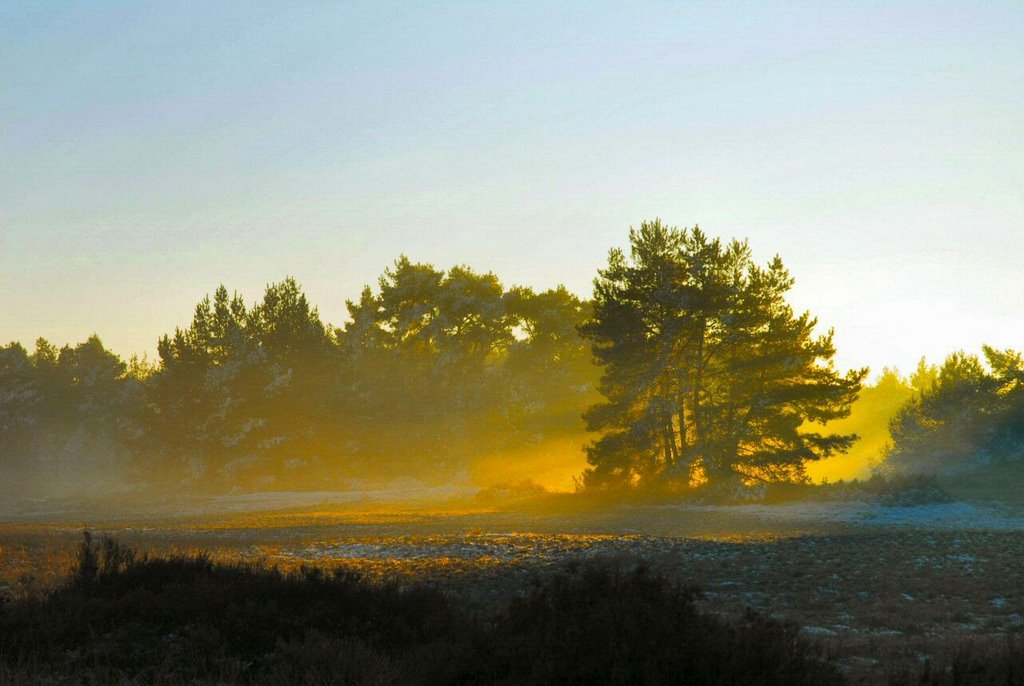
(0, 261, 600, 509)
(3, 227, 1023, 686)
(3, 233, 1020, 512)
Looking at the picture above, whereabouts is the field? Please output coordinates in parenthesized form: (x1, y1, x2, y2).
(2, 497, 1023, 684)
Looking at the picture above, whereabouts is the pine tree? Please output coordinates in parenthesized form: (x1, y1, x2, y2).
(580, 220, 866, 489)
(887, 346, 1024, 473)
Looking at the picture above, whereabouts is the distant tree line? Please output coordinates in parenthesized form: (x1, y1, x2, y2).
(1, 222, 1019, 496)
(886, 347, 1024, 474)
(0, 336, 147, 495)
(797, 353, 1024, 486)
(1, 264, 595, 494)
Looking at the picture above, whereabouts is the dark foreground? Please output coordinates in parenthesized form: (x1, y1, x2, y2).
(2, 496, 1024, 684)
(0, 534, 848, 685)
(1, 534, 1022, 685)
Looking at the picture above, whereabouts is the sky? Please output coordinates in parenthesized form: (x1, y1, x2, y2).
(2, 1, 1022, 376)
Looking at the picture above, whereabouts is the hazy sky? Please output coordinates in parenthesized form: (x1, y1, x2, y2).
(3, 1, 1022, 375)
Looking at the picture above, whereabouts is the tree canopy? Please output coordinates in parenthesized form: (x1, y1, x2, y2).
(886, 346, 1024, 474)
(342, 257, 595, 479)
(580, 220, 866, 489)
(0, 267, 596, 495)
(0, 336, 142, 496)
(8, 225, 1016, 499)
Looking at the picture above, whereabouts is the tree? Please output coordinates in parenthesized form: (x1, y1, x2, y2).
(580, 220, 866, 489)
(0, 342, 40, 472)
(149, 279, 338, 489)
(0, 336, 139, 496)
(887, 346, 1024, 474)
(3, 264, 599, 493)
(504, 285, 598, 438)
(339, 257, 596, 480)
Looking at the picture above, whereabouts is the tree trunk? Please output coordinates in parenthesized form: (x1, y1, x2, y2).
(692, 328, 704, 453)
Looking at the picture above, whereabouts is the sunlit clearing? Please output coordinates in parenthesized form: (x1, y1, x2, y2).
(805, 369, 916, 482)
(469, 433, 590, 492)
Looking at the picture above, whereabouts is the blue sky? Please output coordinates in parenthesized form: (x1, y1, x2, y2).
(2, 1, 1022, 374)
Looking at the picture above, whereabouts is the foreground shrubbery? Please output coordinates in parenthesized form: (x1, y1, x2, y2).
(0, 534, 843, 685)
(2, 534, 1020, 685)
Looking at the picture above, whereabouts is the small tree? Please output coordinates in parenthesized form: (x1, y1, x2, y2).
(580, 220, 866, 489)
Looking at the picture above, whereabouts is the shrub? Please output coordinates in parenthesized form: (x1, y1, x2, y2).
(0, 533, 844, 685)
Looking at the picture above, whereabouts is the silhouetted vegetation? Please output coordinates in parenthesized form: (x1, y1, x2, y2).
(0, 336, 146, 497)
(2, 224, 1021, 499)
(886, 346, 1024, 479)
(1, 268, 596, 495)
(468, 564, 842, 686)
(0, 534, 847, 684)
(581, 221, 865, 489)
(746, 472, 952, 507)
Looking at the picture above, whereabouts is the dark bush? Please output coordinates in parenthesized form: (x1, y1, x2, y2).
(0, 533, 844, 685)
(451, 564, 842, 686)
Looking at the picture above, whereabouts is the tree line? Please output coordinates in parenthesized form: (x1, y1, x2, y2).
(1, 222, 1020, 496)
(1, 262, 595, 495)
(886, 347, 1024, 475)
